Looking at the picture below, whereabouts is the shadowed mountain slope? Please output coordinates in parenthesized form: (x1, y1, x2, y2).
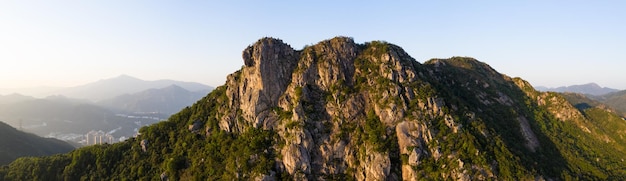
(0, 121, 74, 165)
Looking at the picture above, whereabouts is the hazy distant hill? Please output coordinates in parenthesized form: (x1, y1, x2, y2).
(48, 75, 212, 101)
(98, 85, 210, 115)
(0, 94, 36, 105)
(0, 86, 62, 98)
(0, 121, 74, 165)
(535, 83, 619, 96)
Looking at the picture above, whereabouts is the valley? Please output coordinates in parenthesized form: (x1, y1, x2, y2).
(0, 76, 212, 147)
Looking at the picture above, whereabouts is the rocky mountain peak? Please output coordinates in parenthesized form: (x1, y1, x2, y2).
(242, 37, 296, 67)
(219, 37, 453, 179)
(225, 37, 421, 131)
(226, 37, 298, 130)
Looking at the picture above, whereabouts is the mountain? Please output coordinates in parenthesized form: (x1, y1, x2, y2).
(0, 86, 63, 98)
(536, 83, 619, 96)
(553, 90, 626, 118)
(560, 92, 609, 110)
(591, 90, 626, 117)
(0, 121, 74, 165)
(48, 75, 213, 101)
(0, 94, 35, 105)
(98, 85, 210, 115)
(2, 37, 625, 180)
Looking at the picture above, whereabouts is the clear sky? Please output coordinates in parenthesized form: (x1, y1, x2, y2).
(1, 1, 624, 89)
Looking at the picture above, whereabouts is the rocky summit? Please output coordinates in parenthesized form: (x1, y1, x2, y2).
(2, 37, 625, 180)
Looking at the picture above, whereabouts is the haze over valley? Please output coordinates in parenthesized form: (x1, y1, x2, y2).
(0, 75, 212, 146)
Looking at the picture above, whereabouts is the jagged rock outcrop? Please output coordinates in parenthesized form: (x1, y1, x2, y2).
(210, 37, 547, 180)
(140, 139, 148, 152)
(203, 37, 620, 180)
(225, 38, 299, 131)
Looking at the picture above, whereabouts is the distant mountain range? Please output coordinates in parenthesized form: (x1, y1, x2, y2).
(47, 75, 212, 101)
(0, 86, 63, 99)
(0, 121, 74, 165)
(0, 75, 213, 101)
(0, 93, 36, 104)
(535, 83, 620, 96)
(98, 85, 209, 115)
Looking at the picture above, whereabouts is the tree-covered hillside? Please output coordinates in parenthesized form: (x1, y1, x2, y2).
(592, 90, 626, 117)
(0, 121, 74, 166)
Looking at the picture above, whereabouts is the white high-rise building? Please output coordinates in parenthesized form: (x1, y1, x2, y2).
(84, 130, 117, 145)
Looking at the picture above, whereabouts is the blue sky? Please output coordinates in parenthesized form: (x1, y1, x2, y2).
(1, 1, 624, 89)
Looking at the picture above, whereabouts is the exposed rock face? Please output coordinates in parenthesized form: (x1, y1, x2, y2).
(233, 38, 299, 130)
(140, 139, 148, 152)
(188, 120, 203, 133)
(518, 116, 540, 152)
(160, 172, 168, 181)
(193, 36, 626, 180)
(212, 37, 522, 180)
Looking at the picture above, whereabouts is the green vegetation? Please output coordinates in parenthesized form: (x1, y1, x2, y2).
(0, 121, 74, 166)
(595, 90, 626, 117)
(419, 57, 626, 179)
(363, 111, 389, 152)
(363, 41, 389, 57)
(0, 86, 280, 180)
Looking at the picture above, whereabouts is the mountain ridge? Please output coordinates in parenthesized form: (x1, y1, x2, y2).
(47, 75, 212, 101)
(536, 83, 620, 96)
(1, 37, 624, 180)
(0, 121, 75, 165)
(591, 90, 626, 117)
(97, 84, 210, 115)
(0, 94, 36, 105)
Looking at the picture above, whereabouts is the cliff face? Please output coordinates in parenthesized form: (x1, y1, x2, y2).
(219, 37, 435, 180)
(3, 37, 626, 180)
